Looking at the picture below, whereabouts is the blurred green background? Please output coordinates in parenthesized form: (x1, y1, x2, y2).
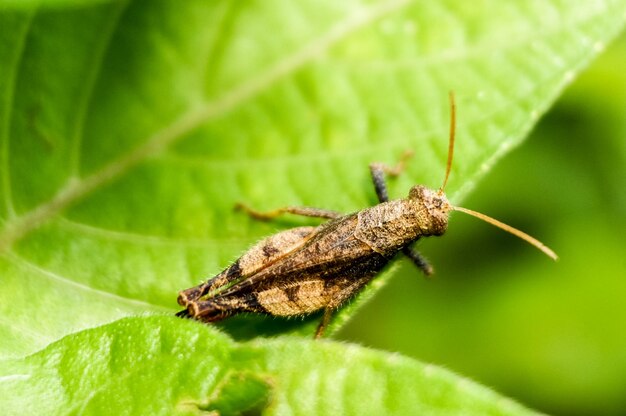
(341, 33, 626, 416)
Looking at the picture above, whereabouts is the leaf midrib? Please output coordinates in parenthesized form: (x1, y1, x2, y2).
(0, 0, 412, 253)
(68, 0, 130, 178)
(1, 10, 35, 221)
(4, 251, 169, 310)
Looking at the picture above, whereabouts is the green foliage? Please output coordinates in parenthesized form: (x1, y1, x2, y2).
(0, 0, 111, 9)
(0, 316, 539, 415)
(0, 0, 624, 413)
(342, 33, 626, 415)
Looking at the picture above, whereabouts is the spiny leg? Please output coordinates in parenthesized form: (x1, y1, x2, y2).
(237, 151, 411, 221)
(176, 309, 191, 318)
(369, 150, 413, 203)
(235, 203, 342, 220)
(315, 308, 334, 339)
(402, 245, 433, 276)
(314, 276, 372, 339)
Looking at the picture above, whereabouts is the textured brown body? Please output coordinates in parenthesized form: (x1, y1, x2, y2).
(177, 185, 451, 335)
(177, 94, 556, 337)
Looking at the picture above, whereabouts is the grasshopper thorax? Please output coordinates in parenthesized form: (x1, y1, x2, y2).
(408, 185, 452, 236)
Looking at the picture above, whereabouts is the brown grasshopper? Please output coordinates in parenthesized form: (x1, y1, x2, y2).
(177, 93, 557, 338)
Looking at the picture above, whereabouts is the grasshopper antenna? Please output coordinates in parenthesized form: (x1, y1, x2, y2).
(441, 92, 557, 260)
(453, 206, 558, 260)
(440, 91, 456, 192)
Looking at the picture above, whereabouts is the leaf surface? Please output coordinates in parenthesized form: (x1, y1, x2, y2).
(0, 0, 624, 359)
(0, 316, 540, 415)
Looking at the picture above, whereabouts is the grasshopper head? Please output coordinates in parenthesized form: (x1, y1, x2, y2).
(402, 93, 556, 259)
(408, 185, 452, 236)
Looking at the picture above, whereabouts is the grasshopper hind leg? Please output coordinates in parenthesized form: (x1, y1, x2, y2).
(314, 275, 374, 339)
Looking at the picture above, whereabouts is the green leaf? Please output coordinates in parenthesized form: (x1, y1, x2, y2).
(340, 32, 626, 413)
(0, 0, 113, 10)
(0, 316, 540, 415)
(0, 0, 624, 360)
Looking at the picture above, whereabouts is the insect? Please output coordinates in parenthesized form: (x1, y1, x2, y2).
(177, 93, 557, 338)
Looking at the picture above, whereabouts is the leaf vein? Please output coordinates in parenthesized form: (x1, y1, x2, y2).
(5, 252, 169, 311)
(0, 11, 35, 220)
(56, 217, 246, 247)
(69, 1, 131, 177)
(0, 0, 413, 251)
